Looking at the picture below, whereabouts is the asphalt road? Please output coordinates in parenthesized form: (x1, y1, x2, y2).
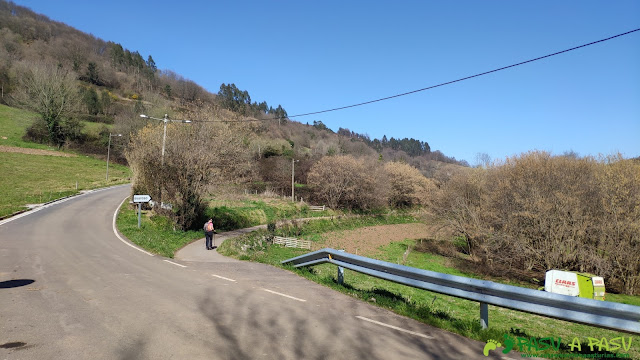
(0, 185, 520, 359)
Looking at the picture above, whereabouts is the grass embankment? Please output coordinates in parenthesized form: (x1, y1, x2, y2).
(0, 105, 130, 218)
(0, 104, 53, 149)
(115, 196, 340, 258)
(205, 196, 337, 231)
(218, 218, 640, 360)
(0, 152, 130, 217)
(116, 202, 203, 258)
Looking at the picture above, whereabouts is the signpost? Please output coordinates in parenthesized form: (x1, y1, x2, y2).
(133, 195, 151, 203)
(133, 194, 151, 228)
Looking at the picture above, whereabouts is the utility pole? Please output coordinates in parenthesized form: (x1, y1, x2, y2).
(106, 133, 121, 181)
(139, 114, 192, 206)
(291, 158, 299, 202)
(140, 113, 192, 166)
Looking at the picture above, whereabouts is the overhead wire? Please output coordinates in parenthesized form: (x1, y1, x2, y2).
(188, 28, 640, 123)
(188, 118, 268, 123)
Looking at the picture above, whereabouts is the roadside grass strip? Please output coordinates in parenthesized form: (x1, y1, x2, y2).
(113, 196, 154, 256)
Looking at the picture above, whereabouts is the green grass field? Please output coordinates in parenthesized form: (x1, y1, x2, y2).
(204, 196, 336, 231)
(0, 104, 55, 150)
(0, 151, 130, 217)
(0, 104, 130, 217)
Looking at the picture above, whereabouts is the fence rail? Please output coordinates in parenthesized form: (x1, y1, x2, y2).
(273, 236, 311, 250)
(282, 248, 640, 334)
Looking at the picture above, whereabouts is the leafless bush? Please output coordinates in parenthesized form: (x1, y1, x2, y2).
(430, 151, 640, 294)
(383, 161, 436, 208)
(307, 155, 388, 210)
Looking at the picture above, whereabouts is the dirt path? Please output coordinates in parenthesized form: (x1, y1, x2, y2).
(313, 222, 445, 255)
(0, 145, 77, 157)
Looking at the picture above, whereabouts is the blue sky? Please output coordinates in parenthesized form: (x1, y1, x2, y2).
(13, 0, 640, 164)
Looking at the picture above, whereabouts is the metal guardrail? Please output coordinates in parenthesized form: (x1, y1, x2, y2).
(282, 248, 640, 334)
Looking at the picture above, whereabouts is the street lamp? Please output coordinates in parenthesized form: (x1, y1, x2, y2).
(139, 114, 192, 166)
(291, 158, 299, 202)
(106, 133, 122, 181)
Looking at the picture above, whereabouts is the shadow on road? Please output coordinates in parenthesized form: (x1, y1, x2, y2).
(195, 285, 482, 359)
(118, 339, 148, 360)
(0, 279, 35, 289)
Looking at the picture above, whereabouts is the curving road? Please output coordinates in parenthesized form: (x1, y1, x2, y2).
(1, 185, 516, 359)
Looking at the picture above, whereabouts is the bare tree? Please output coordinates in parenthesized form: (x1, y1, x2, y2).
(308, 155, 387, 210)
(474, 152, 492, 168)
(384, 161, 436, 208)
(10, 61, 79, 147)
(596, 155, 640, 294)
(126, 120, 252, 229)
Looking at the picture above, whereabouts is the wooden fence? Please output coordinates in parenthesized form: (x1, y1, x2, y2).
(273, 236, 311, 250)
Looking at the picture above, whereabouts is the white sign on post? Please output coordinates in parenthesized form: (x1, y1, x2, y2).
(132, 195, 151, 229)
(133, 194, 151, 203)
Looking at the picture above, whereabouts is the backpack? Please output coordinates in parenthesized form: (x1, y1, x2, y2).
(206, 222, 214, 232)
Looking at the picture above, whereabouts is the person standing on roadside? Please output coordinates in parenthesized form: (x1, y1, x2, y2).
(204, 218, 215, 250)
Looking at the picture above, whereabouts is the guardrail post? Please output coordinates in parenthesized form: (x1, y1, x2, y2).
(282, 249, 640, 334)
(337, 249, 345, 285)
(480, 302, 489, 329)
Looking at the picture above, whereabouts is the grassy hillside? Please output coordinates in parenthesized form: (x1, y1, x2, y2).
(0, 104, 130, 218)
(0, 104, 53, 149)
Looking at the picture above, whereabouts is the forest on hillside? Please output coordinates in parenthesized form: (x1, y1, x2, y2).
(0, 0, 467, 212)
(0, 0, 463, 166)
(1, 0, 638, 295)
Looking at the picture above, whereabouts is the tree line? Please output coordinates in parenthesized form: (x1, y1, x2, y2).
(217, 83, 287, 120)
(337, 127, 431, 157)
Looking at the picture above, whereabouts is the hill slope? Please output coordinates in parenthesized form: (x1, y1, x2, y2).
(0, 105, 130, 217)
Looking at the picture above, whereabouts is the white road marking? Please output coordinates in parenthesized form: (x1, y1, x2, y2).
(0, 185, 120, 226)
(211, 274, 236, 282)
(261, 288, 306, 302)
(356, 316, 434, 339)
(164, 260, 187, 268)
(112, 196, 154, 256)
(0, 190, 89, 225)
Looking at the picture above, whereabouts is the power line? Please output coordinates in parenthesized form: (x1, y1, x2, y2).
(190, 28, 639, 123)
(287, 28, 640, 119)
(189, 118, 270, 123)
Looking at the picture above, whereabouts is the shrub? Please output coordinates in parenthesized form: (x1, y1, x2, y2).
(383, 161, 436, 208)
(307, 155, 388, 210)
(126, 120, 252, 230)
(430, 151, 640, 294)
